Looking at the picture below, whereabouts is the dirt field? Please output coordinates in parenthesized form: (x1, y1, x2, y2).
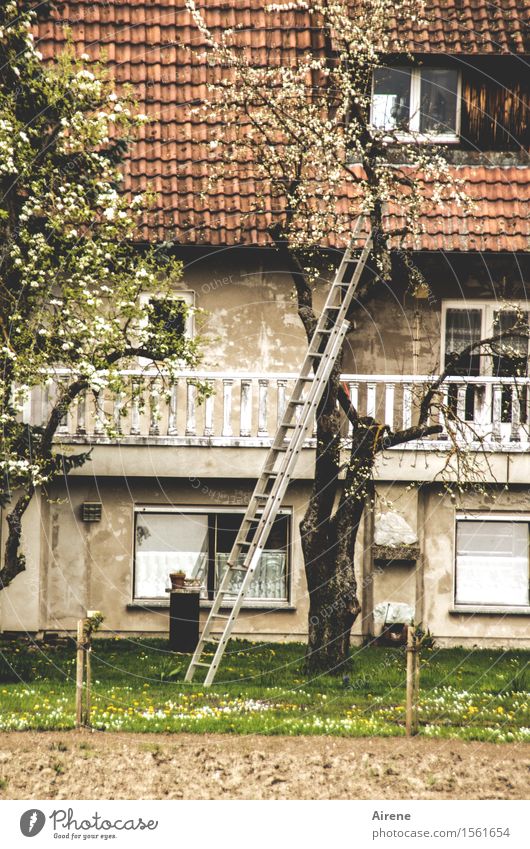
(0, 732, 528, 799)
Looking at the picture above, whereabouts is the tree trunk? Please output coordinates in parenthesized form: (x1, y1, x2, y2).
(1, 488, 33, 589)
(304, 548, 361, 675)
(302, 421, 378, 675)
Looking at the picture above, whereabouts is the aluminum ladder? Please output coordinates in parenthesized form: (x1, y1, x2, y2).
(185, 219, 373, 685)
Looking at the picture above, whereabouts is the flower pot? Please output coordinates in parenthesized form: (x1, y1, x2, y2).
(169, 572, 186, 590)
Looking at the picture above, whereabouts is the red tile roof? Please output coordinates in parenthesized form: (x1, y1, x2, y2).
(394, 0, 530, 55)
(37, 2, 530, 252)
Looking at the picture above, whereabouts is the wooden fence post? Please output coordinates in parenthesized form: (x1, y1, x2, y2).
(85, 642, 92, 725)
(75, 611, 103, 730)
(75, 619, 85, 729)
(405, 626, 420, 737)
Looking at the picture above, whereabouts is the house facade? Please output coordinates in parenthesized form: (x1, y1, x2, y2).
(1, 1, 530, 647)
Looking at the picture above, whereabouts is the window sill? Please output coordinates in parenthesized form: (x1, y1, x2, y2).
(393, 133, 460, 145)
(450, 605, 530, 616)
(127, 600, 296, 612)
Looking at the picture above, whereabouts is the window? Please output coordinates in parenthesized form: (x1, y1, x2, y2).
(138, 290, 194, 366)
(371, 66, 460, 141)
(134, 507, 290, 604)
(441, 300, 529, 425)
(455, 515, 530, 608)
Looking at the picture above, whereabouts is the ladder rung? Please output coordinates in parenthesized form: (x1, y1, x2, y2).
(211, 613, 232, 620)
(288, 399, 306, 406)
(193, 662, 211, 668)
(253, 493, 269, 500)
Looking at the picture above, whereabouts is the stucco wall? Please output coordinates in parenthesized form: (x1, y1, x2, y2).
(2, 475, 520, 648)
(422, 485, 530, 647)
(0, 492, 42, 633)
(179, 250, 445, 376)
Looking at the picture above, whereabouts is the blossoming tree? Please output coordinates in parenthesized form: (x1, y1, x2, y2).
(185, 0, 524, 673)
(0, 0, 201, 589)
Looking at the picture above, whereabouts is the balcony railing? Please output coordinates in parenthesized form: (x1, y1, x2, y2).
(23, 371, 530, 449)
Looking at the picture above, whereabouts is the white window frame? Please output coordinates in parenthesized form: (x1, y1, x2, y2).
(370, 66, 462, 144)
(441, 299, 530, 376)
(139, 289, 195, 339)
(453, 512, 530, 613)
(137, 290, 195, 367)
(132, 504, 292, 608)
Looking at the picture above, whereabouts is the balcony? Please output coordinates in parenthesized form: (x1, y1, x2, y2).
(25, 371, 530, 452)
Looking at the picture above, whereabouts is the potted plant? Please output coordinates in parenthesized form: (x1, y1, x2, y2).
(169, 570, 187, 590)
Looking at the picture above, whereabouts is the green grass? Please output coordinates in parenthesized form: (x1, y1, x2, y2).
(0, 638, 528, 742)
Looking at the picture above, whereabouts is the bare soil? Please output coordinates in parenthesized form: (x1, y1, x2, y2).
(0, 732, 528, 800)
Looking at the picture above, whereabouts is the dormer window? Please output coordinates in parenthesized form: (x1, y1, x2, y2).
(371, 66, 460, 142)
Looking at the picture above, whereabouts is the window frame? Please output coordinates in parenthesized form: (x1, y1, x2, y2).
(132, 504, 292, 608)
(453, 512, 530, 613)
(139, 289, 195, 340)
(441, 299, 530, 376)
(370, 66, 462, 144)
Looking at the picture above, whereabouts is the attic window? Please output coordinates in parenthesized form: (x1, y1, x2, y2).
(371, 66, 460, 142)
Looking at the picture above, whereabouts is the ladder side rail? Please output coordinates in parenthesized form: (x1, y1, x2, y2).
(186, 322, 350, 683)
(185, 219, 373, 684)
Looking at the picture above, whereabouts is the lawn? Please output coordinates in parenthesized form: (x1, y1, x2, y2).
(0, 638, 528, 742)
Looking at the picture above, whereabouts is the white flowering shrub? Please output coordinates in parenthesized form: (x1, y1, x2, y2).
(0, 0, 201, 588)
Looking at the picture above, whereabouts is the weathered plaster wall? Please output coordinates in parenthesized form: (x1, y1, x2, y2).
(179, 249, 526, 379)
(180, 251, 307, 372)
(42, 476, 313, 640)
(36, 475, 369, 642)
(422, 485, 530, 647)
(0, 492, 42, 633)
(19, 475, 527, 648)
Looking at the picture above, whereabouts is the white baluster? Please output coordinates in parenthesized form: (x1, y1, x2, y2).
(439, 386, 449, 439)
(130, 380, 141, 436)
(510, 384, 521, 442)
(113, 390, 124, 435)
(347, 381, 358, 436)
(492, 384, 502, 441)
(149, 380, 160, 436)
(385, 382, 395, 430)
(222, 379, 233, 437)
(21, 387, 31, 425)
(277, 379, 287, 426)
(41, 379, 51, 427)
(204, 382, 214, 437)
(240, 378, 252, 437)
(57, 382, 69, 435)
(76, 392, 87, 435)
(366, 382, 376, 418)
(167, 380, 178, 435)
(258, 379, 269, 437)
(93, 391, 105, 436)
(402, 383, 412, 429)
(456, 384, 466, 424)
(186, 379, 196, 436)
(204, 380, 215, 436)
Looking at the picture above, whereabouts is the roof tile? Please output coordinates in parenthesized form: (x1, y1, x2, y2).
(37, 2, 530, 251)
